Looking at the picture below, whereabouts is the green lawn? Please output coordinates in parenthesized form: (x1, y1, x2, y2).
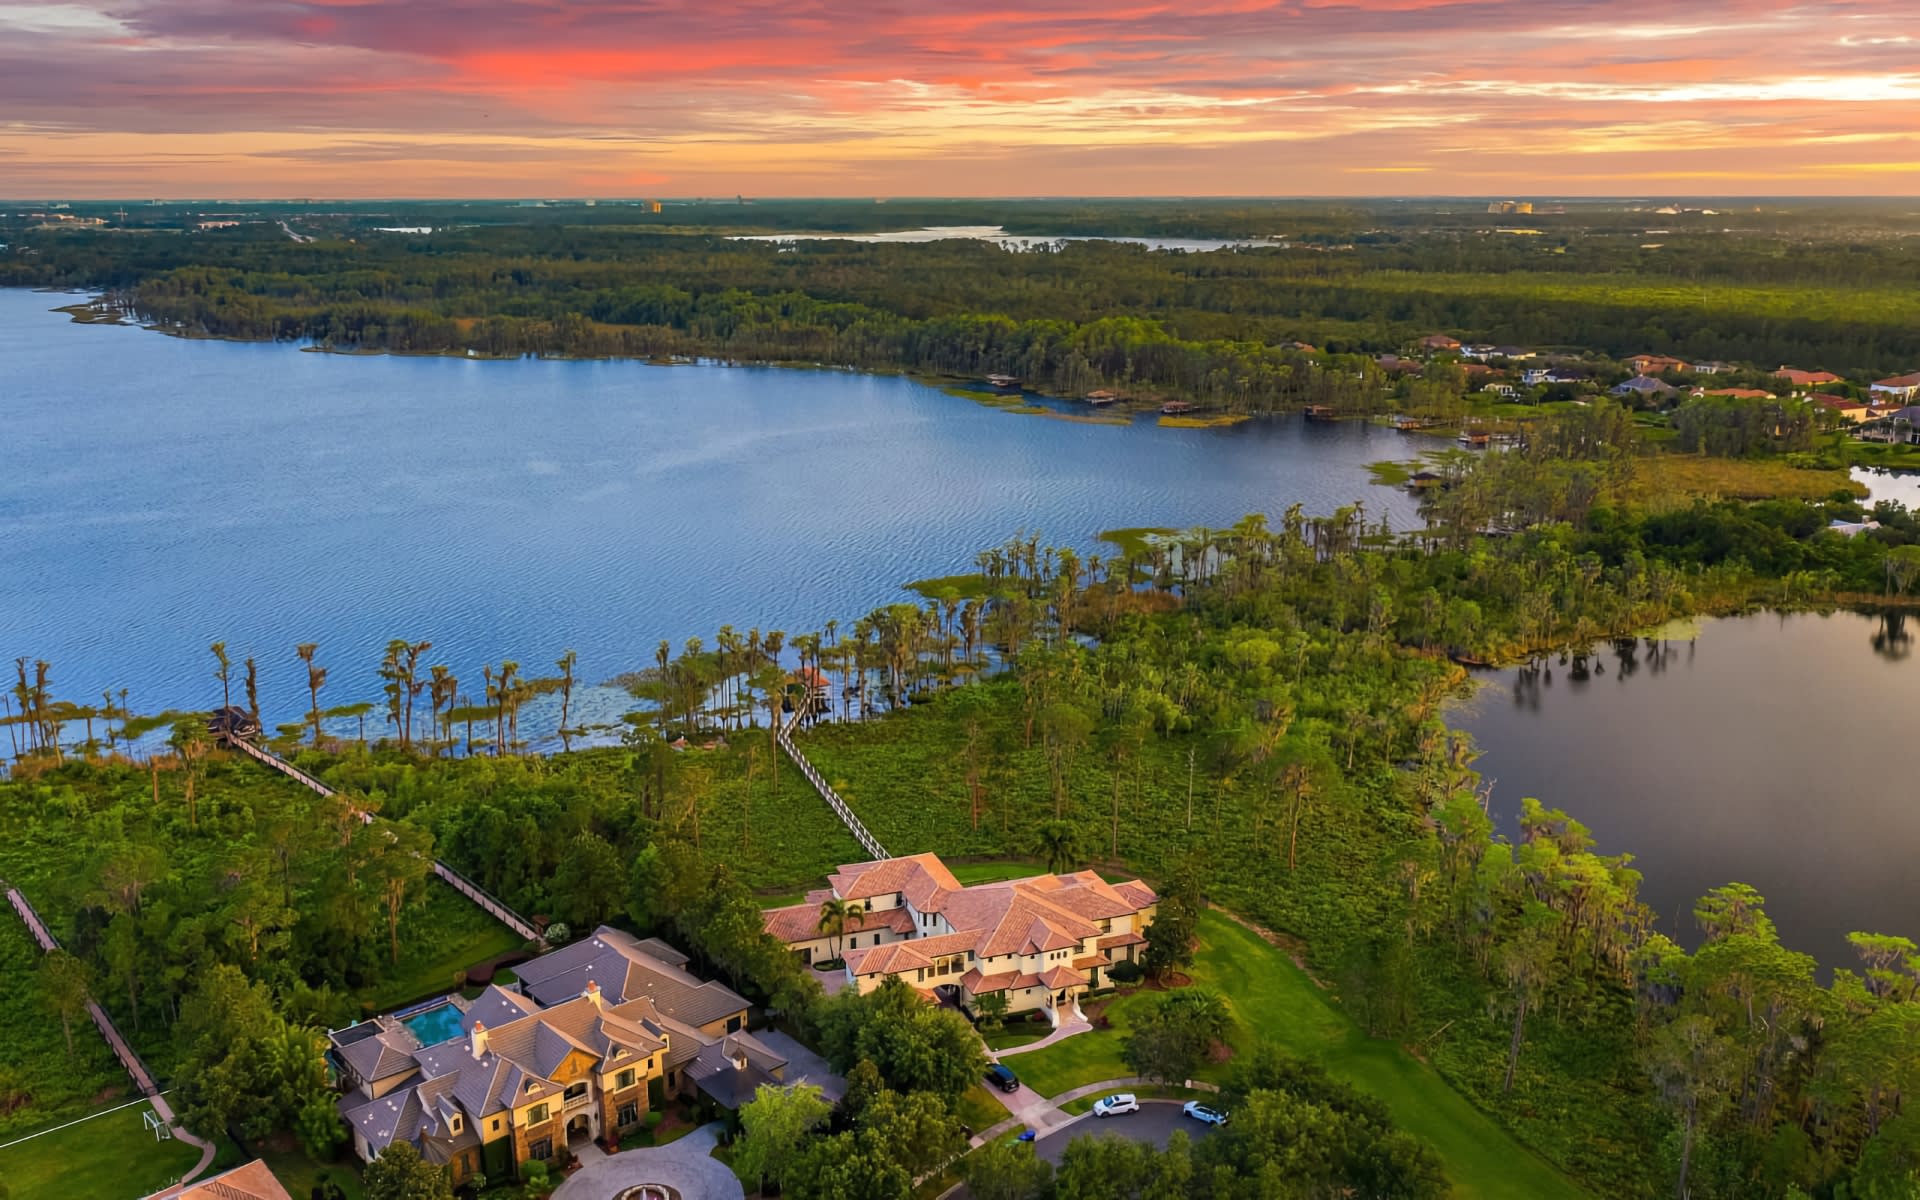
(983, 1023, 1052, 1052)
(1010, 911, 1584, 1200)
(0, 1103, 207, 1200)
(956, 1084, 1010, 1134)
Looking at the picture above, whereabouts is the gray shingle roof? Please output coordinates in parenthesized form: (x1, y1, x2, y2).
(515, 926, 749, 1029)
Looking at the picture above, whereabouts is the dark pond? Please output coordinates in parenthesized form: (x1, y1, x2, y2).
(1452, 611, 1920, 968)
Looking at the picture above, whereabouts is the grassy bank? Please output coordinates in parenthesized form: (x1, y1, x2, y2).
(1011, 912, 1584, 1200)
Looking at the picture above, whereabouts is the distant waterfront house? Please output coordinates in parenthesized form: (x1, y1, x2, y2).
(763, 853, 1157, 1027)
(1611, 375, 1678, 400)
(1419, 334, 1461, 352)
(1626, 353, 1689, 375)
(1776, 367, 1844, 390)
(1859, 406, 1920, 444)
(1810, 395, 1872, 423)
(330, 927, 786, 1184)
(1870, 373, 1920, 402)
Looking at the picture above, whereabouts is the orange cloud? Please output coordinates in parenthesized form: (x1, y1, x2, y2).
(1, 0, 1916, 195)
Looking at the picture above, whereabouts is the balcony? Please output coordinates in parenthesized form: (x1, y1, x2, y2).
(563, 1089, 592, 1112)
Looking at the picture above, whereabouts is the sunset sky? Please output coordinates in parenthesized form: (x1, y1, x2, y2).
(3, 0, 1918, 197)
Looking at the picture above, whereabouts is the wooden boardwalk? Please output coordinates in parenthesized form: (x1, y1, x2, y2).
(4, 885, 216, 1187)
(776, 710, 889, 860)
(218, 733, 539, 940)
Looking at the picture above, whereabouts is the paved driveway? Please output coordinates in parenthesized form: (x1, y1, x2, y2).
(1031, 1101, 1218, 1165)
(552, 1123, 742, 1200)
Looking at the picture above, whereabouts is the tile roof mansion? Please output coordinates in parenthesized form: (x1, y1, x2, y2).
(328, 927, 787, 1185)
(762, 853, 1158, 1026)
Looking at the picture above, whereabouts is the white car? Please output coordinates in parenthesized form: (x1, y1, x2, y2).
(1092, 1093, 1140, 1118)
(1182, 1100, 1230, 1126)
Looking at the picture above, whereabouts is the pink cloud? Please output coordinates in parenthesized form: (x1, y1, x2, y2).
(1, 0, 1916, 194)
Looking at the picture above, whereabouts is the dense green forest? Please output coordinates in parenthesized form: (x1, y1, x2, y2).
(6, 201, 1920, 411)
(10, 406, 1920, 1196)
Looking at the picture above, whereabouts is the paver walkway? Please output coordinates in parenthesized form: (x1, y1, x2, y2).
(552, 1123, 742, 1200)
(991, 1017, 1090, 1058)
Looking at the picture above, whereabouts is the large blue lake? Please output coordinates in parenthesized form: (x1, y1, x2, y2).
(1, 289, 1412, 741)
(6, 289, 1913, 968)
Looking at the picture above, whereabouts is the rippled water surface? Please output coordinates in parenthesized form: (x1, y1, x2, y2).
(1453, 612, 1920, 968)
(2, 289, 1411, 740)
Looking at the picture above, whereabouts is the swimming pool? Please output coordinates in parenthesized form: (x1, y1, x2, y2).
(400, 999, 466, 1046)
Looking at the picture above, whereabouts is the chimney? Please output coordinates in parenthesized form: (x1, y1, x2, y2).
(470, 1022, 489, 1059)
(584, 980, 603, 1009)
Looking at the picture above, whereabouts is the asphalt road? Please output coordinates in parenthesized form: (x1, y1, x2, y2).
(1031, 1100, 1218, 1165)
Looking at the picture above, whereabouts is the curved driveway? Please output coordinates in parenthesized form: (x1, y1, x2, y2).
(1030, 1100, 1219, 1165)
(552, 1124, 743, 1200)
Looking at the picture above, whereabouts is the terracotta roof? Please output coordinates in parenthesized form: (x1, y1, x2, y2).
(958, 968, 1018, 993)
(1037, 966, 1085, 990)
(1704, 388, 1776, 400)
(167, 1160, 294, 1200)
(843, 929, 978, 976)
(763, 901, 825, 943)
(827, 853, 963, 905)
(1098, 931, 1147, 950)
(1811, 395, 1865, 410)
(1776, 368, 1842, 385)
(1874, 373, 1920, 388)
(1073, 953, 1113, 970)
(792, 856, 1157, 968)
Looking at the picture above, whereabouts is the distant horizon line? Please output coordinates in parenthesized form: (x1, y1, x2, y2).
(6, 193, 1915, 205)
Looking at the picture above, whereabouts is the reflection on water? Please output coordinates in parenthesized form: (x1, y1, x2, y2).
(1, 289, 1410, 750)
(1455, 611, 1920, 969)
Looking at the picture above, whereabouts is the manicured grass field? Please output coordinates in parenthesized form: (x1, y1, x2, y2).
(982, 1023, 1051, 1052)
(1011, 911, 1585, 1200)
(0, 1103, 207, 1200)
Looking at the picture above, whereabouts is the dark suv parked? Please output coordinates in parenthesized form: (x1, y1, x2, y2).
(987, 1063, 1020, 1093)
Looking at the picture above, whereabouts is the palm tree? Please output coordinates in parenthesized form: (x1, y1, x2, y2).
(555, 650, 578, 751)
(1035, 820, 1081, 875)
(816, 897, 867, 964)
(210, 641, 231, 712)
(243, 657, 260, 729)
(295, 643, 326, 745)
